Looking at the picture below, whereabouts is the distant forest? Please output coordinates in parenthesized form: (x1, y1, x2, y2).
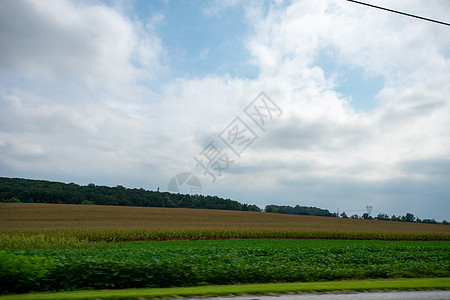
(264, 205, 334, 217)
(0, 177, 260, 212)
(0, 177, 447, 225)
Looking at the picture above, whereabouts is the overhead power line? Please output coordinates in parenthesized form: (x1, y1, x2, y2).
(345, 0, 450, 27)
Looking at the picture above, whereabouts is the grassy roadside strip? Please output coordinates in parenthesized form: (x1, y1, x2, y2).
(1, 278, 449, 300)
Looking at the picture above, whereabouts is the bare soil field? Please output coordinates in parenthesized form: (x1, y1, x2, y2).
(1, 203, 449, 233)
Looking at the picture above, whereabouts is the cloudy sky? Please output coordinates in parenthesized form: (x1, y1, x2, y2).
(1, 0, 449, 220)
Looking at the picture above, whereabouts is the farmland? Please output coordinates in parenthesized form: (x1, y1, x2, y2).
(0, 203, 449, 297)
(1, 203, 449, 233)
(2, 239, 449, 294)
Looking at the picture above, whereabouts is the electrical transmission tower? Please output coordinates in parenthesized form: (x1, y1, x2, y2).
(366, 205, 373, 216)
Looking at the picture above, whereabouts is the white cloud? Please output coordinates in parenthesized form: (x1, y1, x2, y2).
(0, 0, 167, 186)
(0, 0, 163, 94)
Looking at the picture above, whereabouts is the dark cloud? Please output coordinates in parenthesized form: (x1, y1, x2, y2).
(398, 158, 450, 177)
(379, 100, 446, 126)
(258, 116, 371, 151)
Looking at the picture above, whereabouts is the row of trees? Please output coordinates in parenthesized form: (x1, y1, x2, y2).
(0, 177, 260, 212)
(340, 212, 447, 225)
(263, 204, 448, 225)
(264, 205, 334, 217)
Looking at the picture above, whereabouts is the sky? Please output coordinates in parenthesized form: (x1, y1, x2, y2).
(1, 0, 449, 221)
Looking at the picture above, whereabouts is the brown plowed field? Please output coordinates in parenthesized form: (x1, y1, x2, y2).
(0, 203, 449, 233)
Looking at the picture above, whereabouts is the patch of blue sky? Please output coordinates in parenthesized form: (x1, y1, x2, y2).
(131, 0, 258, 80)
(315, 48, 384, 112)
(444, 44, 450, 59)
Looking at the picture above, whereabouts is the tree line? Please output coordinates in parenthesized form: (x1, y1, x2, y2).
(0, 177, 260, 212)
(264, 205, 334, 217)
(343, 211, 447, 225)
(264, 204, 448, 225)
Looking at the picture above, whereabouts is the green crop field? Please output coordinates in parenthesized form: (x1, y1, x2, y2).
(1, 239, 449, 294)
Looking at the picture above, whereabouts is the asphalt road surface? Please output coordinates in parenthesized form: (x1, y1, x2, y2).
(194, 290, 450, 300)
